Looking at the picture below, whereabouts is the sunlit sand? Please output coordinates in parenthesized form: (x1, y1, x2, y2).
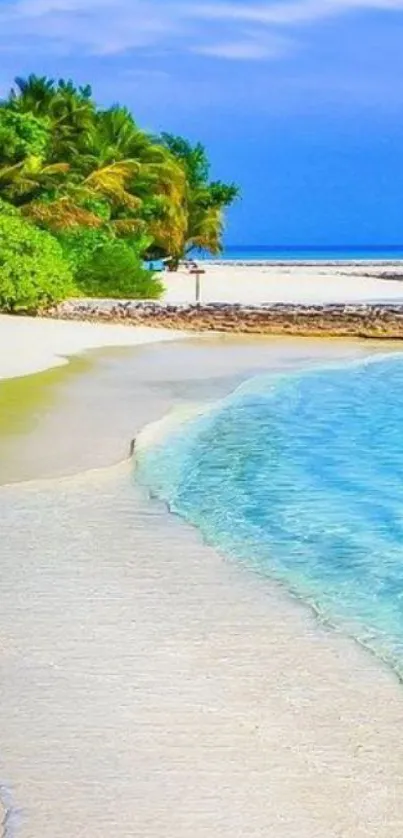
(163, 263, 403, 305)
(2, 335, 403, 836)
(0, 314, 185, 381)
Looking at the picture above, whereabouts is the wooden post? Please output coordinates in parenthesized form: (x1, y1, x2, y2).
(189, 266, 206, 305)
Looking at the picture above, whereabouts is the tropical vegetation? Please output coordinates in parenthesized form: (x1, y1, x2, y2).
(0, 210, 73, 312)
(0, 75, 239, 310)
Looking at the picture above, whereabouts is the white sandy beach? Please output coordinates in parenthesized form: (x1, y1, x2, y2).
(2, 292, 403, 835)
(0, 314, 185, 381)
(162, 263, 403, 304)
(2, 261, 403, 382)
(2, 465, 403, 838)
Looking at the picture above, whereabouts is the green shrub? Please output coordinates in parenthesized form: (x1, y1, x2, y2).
(0, 110, 49, 162)
(58, 227, 111, 275)
(75, 240, 164, 299)
(0, 197, 19, 217)
(0, 215, 74, 312)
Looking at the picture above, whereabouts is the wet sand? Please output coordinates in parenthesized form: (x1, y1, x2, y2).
(1, 333, 382, 485)
(2, 334, 403, 837)
(0, 315, 185, 381)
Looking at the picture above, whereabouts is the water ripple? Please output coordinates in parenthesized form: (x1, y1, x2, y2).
(136, 356, 403, 674)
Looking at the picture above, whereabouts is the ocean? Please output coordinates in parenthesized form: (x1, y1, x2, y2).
(136, 353, 403, 677)
(199, 244, 403, 262)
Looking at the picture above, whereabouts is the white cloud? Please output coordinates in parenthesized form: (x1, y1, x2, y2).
(187, 0, 403, 26)
(0, 0, 187, 55)
(0, 0, 403, 62)
(196, 42, 276, 60)
(194, 31, 294, 60)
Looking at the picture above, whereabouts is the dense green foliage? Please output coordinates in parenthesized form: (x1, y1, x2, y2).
(0, 74, 239, 309)
(73, 240, 164, 299)
(0, 197, 19, 216)
(0, 213, 73, 311)
(57, 227, 160, 298)
(0, 110, 49, 163)
(58, 227, 111, 275)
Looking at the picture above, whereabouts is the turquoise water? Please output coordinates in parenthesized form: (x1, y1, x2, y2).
(136, 355, 403, 675)
(198, 244, 403, 261)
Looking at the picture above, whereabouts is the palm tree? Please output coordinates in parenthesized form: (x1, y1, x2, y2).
(6, 75, 96, 164)
(18, 160, 143, 232)
(83, 160, 143, 210)
(81, 107, 187, 249)
(90, 107, 150, 164)
(0, 75, 238, 263)
(8, 75, 56, 115)
(0, 156, 69, 203)
(186, 201, 223, 255)
(48, 92, 95, 163)
(159, 134, 239, 266)
(24, 196, 104, 231)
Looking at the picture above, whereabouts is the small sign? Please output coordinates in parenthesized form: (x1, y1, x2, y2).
(188, 266, 205, 304)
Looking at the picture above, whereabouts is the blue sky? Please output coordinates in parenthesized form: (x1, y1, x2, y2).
(1, 0, 403, 245)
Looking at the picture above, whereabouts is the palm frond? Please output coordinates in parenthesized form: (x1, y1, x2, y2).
(40, 162, 70, 176)
(84, 161, 143, 209)
(23, 197, 103, 231)
(111, 217, 147, 237)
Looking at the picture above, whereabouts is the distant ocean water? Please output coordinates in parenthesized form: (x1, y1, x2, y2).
(198, 245, 403, 262)
(136, 355, 403, 676)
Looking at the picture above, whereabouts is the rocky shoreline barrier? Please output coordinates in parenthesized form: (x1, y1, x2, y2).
(48, 299, 403, 339)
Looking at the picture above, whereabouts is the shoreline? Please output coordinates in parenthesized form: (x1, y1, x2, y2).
(134, 351, 403, 684)
(0, 331, 391, 485)
(0, 314, 186, 382)
(3, 459, 403, 836)
(196, 258, 403, 266)
(3, 333, 403, 835)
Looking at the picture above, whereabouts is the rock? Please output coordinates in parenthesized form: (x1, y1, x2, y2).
(46, 300, 403, 339)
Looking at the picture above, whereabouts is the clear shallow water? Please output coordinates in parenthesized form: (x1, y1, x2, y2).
(136, 354, 403, 675)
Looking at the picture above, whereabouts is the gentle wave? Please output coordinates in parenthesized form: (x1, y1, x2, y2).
(135, 354, 403, 675)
